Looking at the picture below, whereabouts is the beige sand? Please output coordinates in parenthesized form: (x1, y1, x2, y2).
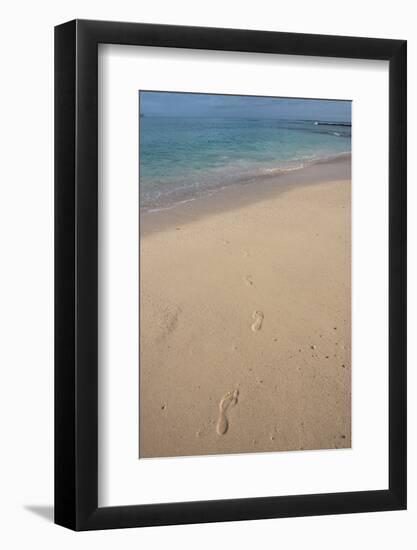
(139, 157, 351, 458)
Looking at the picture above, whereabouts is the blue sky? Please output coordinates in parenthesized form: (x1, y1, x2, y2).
(140, 92, 351, 122)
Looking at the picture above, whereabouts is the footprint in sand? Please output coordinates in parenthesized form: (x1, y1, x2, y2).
(216, 390, 239, 435)
(243, 275, 254, 287)
(251, 310, 264, 332)
(155, 305, 181, 343)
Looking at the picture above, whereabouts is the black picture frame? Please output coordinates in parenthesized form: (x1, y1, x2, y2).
(55, 19, 407, 531)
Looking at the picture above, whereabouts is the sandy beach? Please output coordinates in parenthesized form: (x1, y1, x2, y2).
(139, 156, 351, 458)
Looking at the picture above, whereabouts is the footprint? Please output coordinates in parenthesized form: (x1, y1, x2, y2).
(216, 390, 239, 435)
(155, 305, 181, 343)
(243, 275, 254, 287)
(251, 310, 264, 332)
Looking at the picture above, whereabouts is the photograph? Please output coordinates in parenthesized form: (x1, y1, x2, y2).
(139, 91, 352, 458)
(0, 0, 410, 542)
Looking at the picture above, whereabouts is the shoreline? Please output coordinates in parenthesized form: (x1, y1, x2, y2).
(141, 154, 351, 236)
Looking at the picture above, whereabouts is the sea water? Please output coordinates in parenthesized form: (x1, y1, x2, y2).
(139, 116, 351, 211)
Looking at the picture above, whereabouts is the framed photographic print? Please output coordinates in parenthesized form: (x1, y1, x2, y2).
(55, 20, 407, 530)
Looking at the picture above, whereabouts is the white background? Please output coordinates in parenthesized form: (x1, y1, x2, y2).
(99, 45, 389, 506)
(0, 0, 415, 548)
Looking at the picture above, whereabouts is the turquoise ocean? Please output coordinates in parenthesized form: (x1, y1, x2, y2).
(139, 115, 351, 211)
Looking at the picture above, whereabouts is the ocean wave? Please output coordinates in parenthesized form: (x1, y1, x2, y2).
(140, 152, 351, 212)
(260, 164, 305, 175)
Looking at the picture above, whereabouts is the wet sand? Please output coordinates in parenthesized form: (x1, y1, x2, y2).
(139, 156, 351, 458)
